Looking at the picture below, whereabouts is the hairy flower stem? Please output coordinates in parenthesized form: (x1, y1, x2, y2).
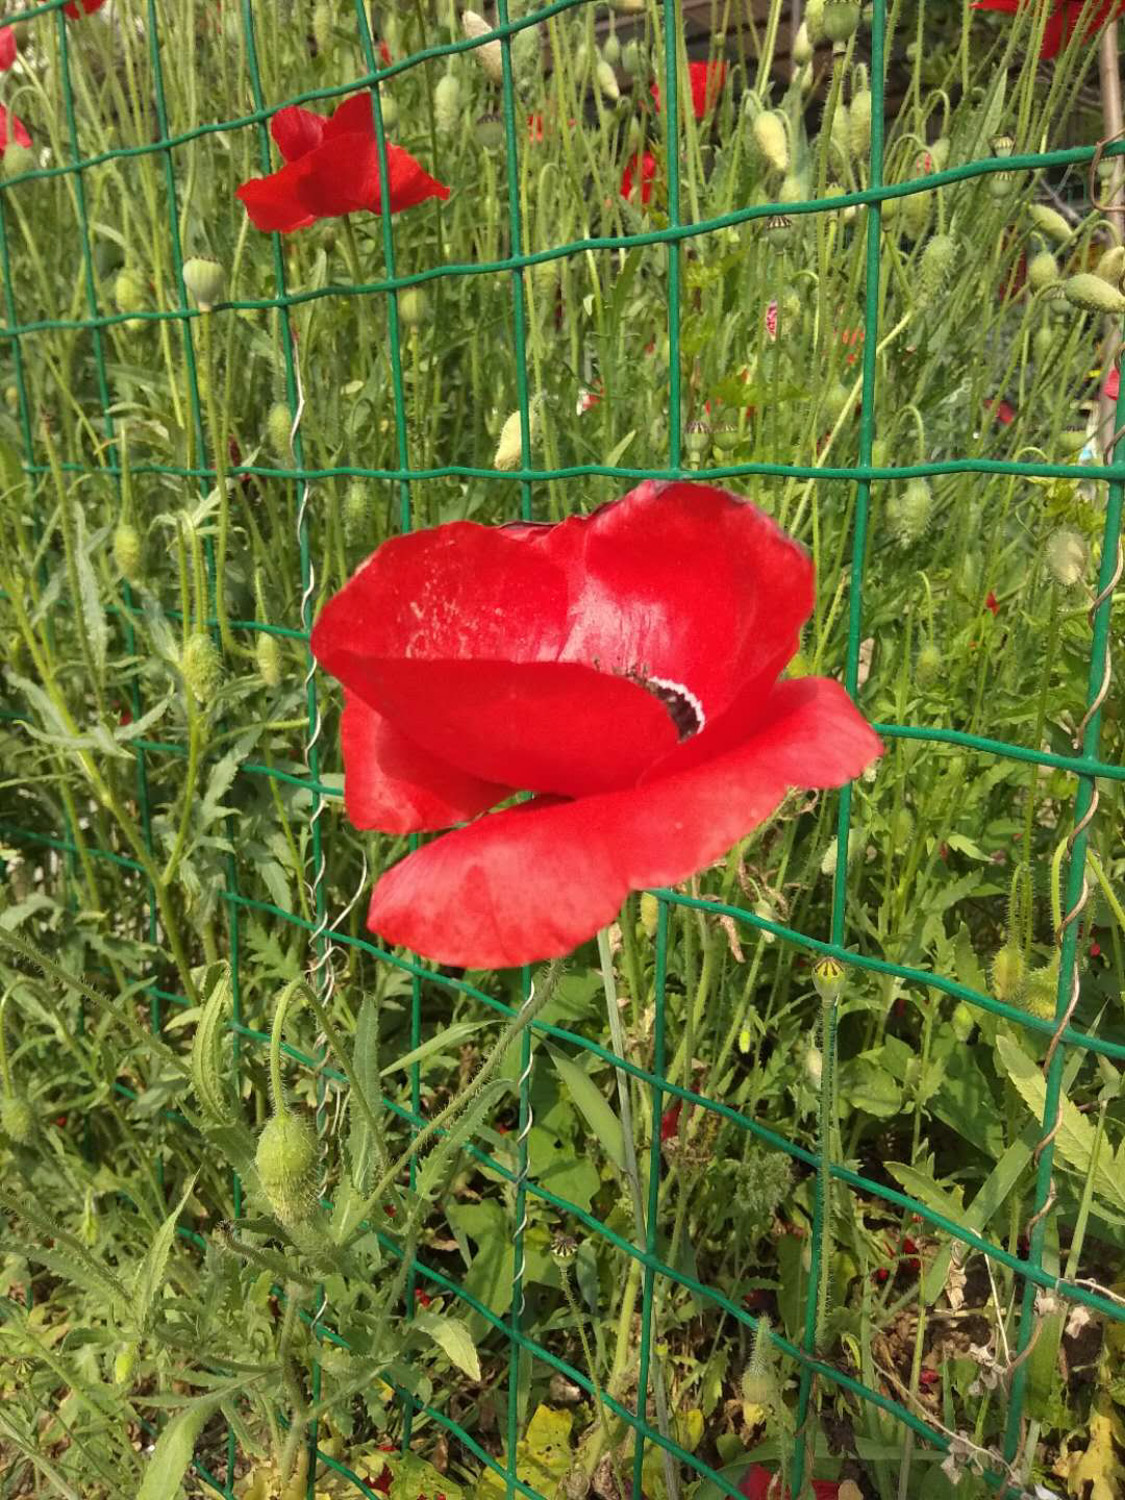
(559, 1262, 618, 1484)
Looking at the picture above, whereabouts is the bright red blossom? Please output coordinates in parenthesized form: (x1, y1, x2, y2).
(0, 27, 16, 71)
(738, 1465, 841, 1500)
(972, 0, 1125, 61)
(0, 104, 31, 156)
(236, 93, 449, 233)
(312, 482, 881, 969)
(621, 150, 657, 205)
(650, 60, 727, 121)
(63, 0, 107, 15)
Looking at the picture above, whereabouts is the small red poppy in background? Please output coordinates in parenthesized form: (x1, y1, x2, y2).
(985, 591, 999, 615)
(237, 93, 449, 233)
(64, 0, 107, 15)
(311, 482, 881, 969)
(650, 60, 727, 121)
(972, 0, 1125, 60)
(0, 27, 16, 70)
(738, 1464, 842, 1500)
(985, 395, 1016, 425)
(621, 150, 656, 205)
(0, 104, 31, 158)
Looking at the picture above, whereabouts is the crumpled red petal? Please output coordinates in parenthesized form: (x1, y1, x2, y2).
(271, 105, 325, 163)
(0, 104, 30, 154)
(341, 692, 509, 834)
(236, 159, 317, 233)
(366, 678, 882, 967)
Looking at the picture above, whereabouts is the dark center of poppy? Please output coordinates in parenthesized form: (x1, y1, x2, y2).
(630, 671, 705, 741)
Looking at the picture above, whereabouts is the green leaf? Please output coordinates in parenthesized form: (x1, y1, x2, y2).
(136, 1391, 226, 1500)
(546, 1046, 626, 1173)
(190, 965, 233, 1125)
(379, 1020, 489, 1077)
(349, 992, 385, 1193)
(413, 1310, 481, 1381)
(838, 1052, 903, 1118)
(73, 508, 108, 680)
(132, 1177, 196, 1334)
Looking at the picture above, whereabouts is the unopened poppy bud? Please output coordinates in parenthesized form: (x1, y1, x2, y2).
(1028, 203, 1073, 244)
(849, 89, 871, 157)
(1046, 527, 1087, 588)
(902, 189, 931, 240)
(1, 1093, 34, 1145)
(379, 93, 399, 132)
(919, 233, 955, 303)
(805, 1044, 823, 1087)
(344, 479, 367, 537)
(812, 955, 846, 1004)
(951, 1002, 976, 1042)
(1059, 428, 1092, 455)
(753, 110, 789, 174)
(793, 21, 813, 64)
(1027, 250, 1059, 291)
(1064, 273, 1125, 315)
(779, 175, 804, 205)
(740, 1316, 778, 1414)
(684, 419, 711, 459)
(620, 40, 645, 77)
(181, 632, 224, 704)
(765, 213, 793, 247)
(612, 0, 646, 13)
(461, 10, 504, 83)
(256, 632, 283, 687)
(113, 521, 143, 582)
(822, 1, 860, 43)
(595, 58, 620, 102)
(1023, 961, 1058, 1021)
(182, 257, 225, 312)
(475, 112, 504, 150)
(915, 641, 942, 688)
(991, 943, 1025, 1004)
(397, 288, 429, 328)
(266, 401, 292, 459)
(887, 478, 932, 547)
(493, 401, 539, 470)
(114, 267, 147, 318)
(602, 32, 621, 67)
(312, 0, 333, 54)
(434, 73, 461, 135)
(639, 891, 659, 938)
(255, 1109, 320, 1226)
(1095, 244, 1125, 287)
(806, 0, 826, 41)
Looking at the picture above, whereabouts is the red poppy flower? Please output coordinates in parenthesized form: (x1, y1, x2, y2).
(311, 481, 881, 969)
(236, 93, 449, 234)
(0, 104, 30, 156)
(738, 1465, 841, 1500)
(985, 591, 999, 615)
(985, 395, 1016, 425)
(0, 27, 15, 70)
(63, 0, 107, 14)
(650, 60, 727, 121)
(972, 0, 1125, 60)
(1105, 365, 1119, 403)
(660, 1101, 682, 1141)
(621, 150, 657, 205)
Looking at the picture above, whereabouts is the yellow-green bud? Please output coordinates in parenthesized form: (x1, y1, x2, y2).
(493, 400, 540, 470)
(806, 0, 826, 41)
(1096, 244, 1125, 286)
(793, 21, 813, 64)
(887, 478, 933, 547)
(849, 90, 871, 157)
(621, 40, 645, 77)
(256, 632, 283, 688)
(639, 891, 660, 939)
(113, 521, 143, 582)
(1046, 527, 1087, 588)
(753, 111, 790, 174)
(266, 401, 292, 460)
(991, 943, 1025, 1004)
(114, 267, 148, 318)
(312, 0, 333, 54)
(1027, 251, 1059, 291)
(1028, 203, 1073, 244)
(2, 143, 34, 178)
(255, 1111, 320, 1226)
(812, 955, 846, 1003)
(595, 58, 620, 103)
(181, 632, 224, 704)
(919, 234, 956, 304)
(182, 257, 226, 312)
(951, 1002, 976, 1042)
(915, 641, 943, 688)
(1064, 273, 1125, 316)
(434, 73, 461, 135)
(397, 288, 429, 328)
(1023, 961, 1058, 1021)
(475, 112, 504, 150)
(602, 33, 621, 67)
(1, 1094, 34, 1145)
(902, 189, 932, 241)
(822, 1, 860, 43)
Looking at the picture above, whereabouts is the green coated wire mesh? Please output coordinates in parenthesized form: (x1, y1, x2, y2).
(1, 1, 1124, 1498)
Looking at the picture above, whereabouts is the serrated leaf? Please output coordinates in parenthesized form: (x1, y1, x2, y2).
(190, 965, 233, 1125)
(379, 1020, 489, 1077)
(348, 993, 385, 1194)
(415, 1078, 510, 1202)
(132, 1176, 196, 1334)
(413, 1310, 481, 1381)
(547, 1046, 626, 1173)
(136, 1390, 226, 1500)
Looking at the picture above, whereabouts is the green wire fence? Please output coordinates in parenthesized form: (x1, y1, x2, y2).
(0, 1, 1123, 1497)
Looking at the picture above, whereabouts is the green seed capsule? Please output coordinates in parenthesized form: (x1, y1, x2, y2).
(822, 1, 860, 43)
(266, 401, 292, 460)
(255, 1111, 320, 1226)
(397, 288, 429, 328)
(182, 257, 226, 312)
(1022, 961, 1058, 1021)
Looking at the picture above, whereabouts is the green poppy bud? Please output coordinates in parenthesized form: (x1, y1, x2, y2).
(1064, 273, 1125, 316)
(182, 257, 226, 312)
(113, 521, 143, 582)
(1, 1093, 34, 1144)
(434, 74, 461, 135)
(753, 111, 789, 174)
(1046, 528, 1087, 589)
(255, 1110, 320, 1227)
(915, 641, 942, 688)
(266, 401, 292, 460)
(1022, 961, 1058, 1021)
(1028, 203, 1073, 244)
(991, 943, 1025, 1004)
(1027, 251, 1059, 291)
(951, 1002, 976, 1042)
(397, 288, 429, 328)
(822, 1, 860, 43)
(181, 632, 224, 704)
(114, 267, 148, 318)
(256, 632, 283, 688)
(887, 478, 933, 547)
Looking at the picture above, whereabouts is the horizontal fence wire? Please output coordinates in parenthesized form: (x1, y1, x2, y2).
(0, 0, 1123, 1497)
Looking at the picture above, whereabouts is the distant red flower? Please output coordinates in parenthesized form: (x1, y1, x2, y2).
(378, 40, 392, 66)
(985, 591, 999, 615)
(1105, 365, 1120, 403)
(0, 104, 30, 157)
(621, 150, 657, 206)
(528, 113, 545, 144)
(650, 60, 727, 121)
(738, 1465, 841, 1500)
(972, 0, 1125, 60)
(311, 481, 881, 968)
(660, 1101, 682, 1142)
(237, 93, 449, 233)
(985, 395, 1016, 425)
(0, 27, 15, 70)
(64, 0, 107, 14)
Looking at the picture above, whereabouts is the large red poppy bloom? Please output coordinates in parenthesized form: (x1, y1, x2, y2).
(236, 93, 449, 234)
(63, 0, 107, 15)
(972, 0, 1125, 60)
(650, 60, 727, 121)
(0, 104, 31, 156)
(311, 482, 881, 969)
(621, 150, 657, 205)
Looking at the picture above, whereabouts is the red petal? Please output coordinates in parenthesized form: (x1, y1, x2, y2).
(271, 105, 325, 162)
(0, 28, 16, 70)
(324, 91, 376, 140)
(366, 678, 881, 967)
(341, 693, 508, 833)
(237, 160, 317, 233)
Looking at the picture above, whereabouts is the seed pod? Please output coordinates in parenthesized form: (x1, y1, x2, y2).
(266, 401, 292, 460)
(915, 641, 942, 688)
(793, 21, 813, 64)
(684, 419, 712, 459)
(849, 89, 871, 157)
(113, 521, 143, 582)
(991, 942, 1025, 1004)
(620, 40, 645, 78)
(1046, 527, 1087, 588)
(434, 73, 461, 135)
(181, 632, 224, 705)
(887, 478, 933, 547)
(753, 110, 789, 174)
(1, 1093, 34, 1144)
(256, 632, 283, 688)
(812, 955, 846, 1003)
(805, 0, 826, 42)
(1027, 250, 1059, 291)
(595, 58, 620, 103)
(1023, 961, 1058, 1021)
(1064, 273, 1125, 315)
(255, 1110, 320, 1226)
(1028, 202, 1073, 244)
(950, 1002, 977, 1043)
(639, 891, 660, 938)
(765, 213, 793, 248)
(918, 233, 955, 304)
(114, 267, 147, 318)
(475, 112, 503, 149)
(822, 1, 861, 43)
(461, 10, 504, 83)
(182, 257, 225, 312)
(397, 288, 429, 328)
